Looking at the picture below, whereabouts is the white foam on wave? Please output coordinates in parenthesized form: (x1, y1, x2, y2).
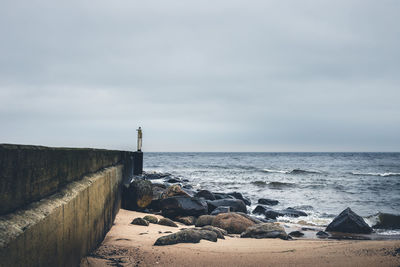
(262, 169, 289, 174)
(351, 172, 400, 177)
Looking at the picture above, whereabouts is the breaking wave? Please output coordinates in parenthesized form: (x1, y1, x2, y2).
(262, 168, 322, 175)
(350, 172, 400, 177)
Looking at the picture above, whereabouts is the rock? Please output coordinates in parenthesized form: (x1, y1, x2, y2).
(211, 206, 231, 215)
(122, 179, 153, 210)
(213, 193, 235, 200)
(258, 198, 279, 206)
(228, 192, 251, 206)
(195, 190, 216, 200)
(264, 208, 307, 219)
(154, 229, 217, 246)
(372, 212, 400, 229)
(160, 196, 208, 218)
(158, 218, 178, 227)
(182, 184, 193, 189)
(252, 205, 272, 215)
(143, 215, 158, 224)
(166, 178, 181, 183)
(131, 217, 149, 226)
(143, 171, 171, 180)
(207, 199, 247, 214)
(316, 231, 329, 238)
(235, 212, 263, 224)
(325, 207, 373, 234)
(195, 215, 216, 227)
(289, 231, 304, 237)
(212, 213, 255, 234)
(199, 225, 227, 239)
(240, 223, 289, 240)
(175, 216, 196, 225)
(161, 185, 190, 199)
(147, 183, 167, 211)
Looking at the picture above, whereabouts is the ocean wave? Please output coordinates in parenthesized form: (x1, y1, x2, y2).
(267, 181, 297, 188)
(262, 168, 322, 175)
(350, 172, 400, 177)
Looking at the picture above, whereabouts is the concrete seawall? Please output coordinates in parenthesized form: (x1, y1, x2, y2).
(0, 144, 142, 267)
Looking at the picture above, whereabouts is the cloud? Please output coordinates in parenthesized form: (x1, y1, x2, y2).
(0, 0, 399, 151)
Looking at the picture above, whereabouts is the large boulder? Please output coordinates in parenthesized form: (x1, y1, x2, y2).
(252, 205, 272, 215)
(195, 190, 216, 200)
(195, 215, 216, 227)
(154, 229, 217, 246)
(240, 223, 289, 240)
(160, 196, 208, 218)
(228, 192, 251, 206)
(207, 199, 247, 214)
(211, 206, 231, 215)
(161, 185, 191, 199)
(326, 207, 373, 234)
(147, 183, 167, 211)
(213, 192, 235, 200)
(258, 198, 279, 206)
(122, 179, 153, 210)
(372, 213, 400, 229)
(212, 213, 255, 234)
(264, 208, 307, 219)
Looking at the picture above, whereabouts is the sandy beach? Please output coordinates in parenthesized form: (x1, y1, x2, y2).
(80, 209, 400, 267)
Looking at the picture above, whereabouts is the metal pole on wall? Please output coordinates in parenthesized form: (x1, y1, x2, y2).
(137, 127, 142, 152)
(133, 127, 143, 175)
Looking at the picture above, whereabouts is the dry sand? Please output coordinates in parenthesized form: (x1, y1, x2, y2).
(80, 209, 400, 267)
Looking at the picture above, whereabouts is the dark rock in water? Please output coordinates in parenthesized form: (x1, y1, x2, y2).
(195, 215, 216, 227)
(175, 216, 196, 225)
(158, 218, 178, 227)
(240, 223, 289, 240)
(258, 198, 279, 206)
(161, 185, 190, 199)
(252, 205, 272, 215)
(166, 178, 182, 183)
(289, 231, 304, 237)
(326, 207, 373, 234)
(212, 213, 255, 234)
(154, 229, 217, 246)
(213, 192, 235, 200)
(211, 206, 231, 215)
(264, 208, 307, 219)
(316, 231, 329, 238)
(182, 184, 193, 189)
(143, 215, 158, 224)
(372, 212, 400, 229)
(228, 192, 252, 206)
(122, 179, 153, 210)
(195, 190, 216, 200)
(182, 179, 189, 182)
(131, 217, 149, 226)
(143, 171, 171, 180)
(160, 196, 208, 218)
(207, 199, 247, 214)
(198, 225, 227, 239)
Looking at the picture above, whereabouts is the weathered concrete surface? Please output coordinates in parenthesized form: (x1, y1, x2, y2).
(0, 165, 124, 267)
(0, 144, 140, 215)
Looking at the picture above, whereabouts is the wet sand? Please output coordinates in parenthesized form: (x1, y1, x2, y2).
(80, 209, 400, 267)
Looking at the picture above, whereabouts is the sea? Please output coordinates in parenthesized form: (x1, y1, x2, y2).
(144, 152, 400, 236)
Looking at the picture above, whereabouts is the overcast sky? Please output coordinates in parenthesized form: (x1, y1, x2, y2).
(0, 1, 399, 152)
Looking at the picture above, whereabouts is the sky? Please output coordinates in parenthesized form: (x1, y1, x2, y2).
(0, 0, 399, 152)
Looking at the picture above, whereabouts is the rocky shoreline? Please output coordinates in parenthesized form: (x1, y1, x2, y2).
(121, 171, 400, 245)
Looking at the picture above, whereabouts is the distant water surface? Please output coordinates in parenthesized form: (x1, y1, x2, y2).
(144, 152, 400, 234)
